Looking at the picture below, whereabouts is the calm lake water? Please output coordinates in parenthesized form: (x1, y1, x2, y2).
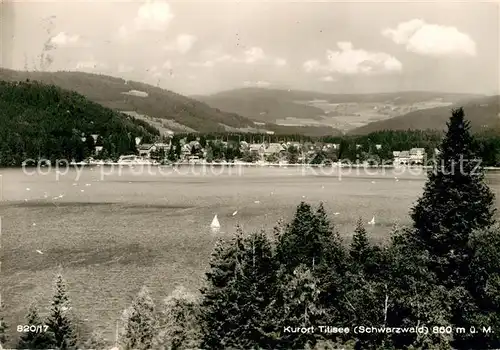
(1, 165, 500, 342)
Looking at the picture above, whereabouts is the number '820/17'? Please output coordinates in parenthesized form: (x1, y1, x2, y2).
(17, 325, 49, 333)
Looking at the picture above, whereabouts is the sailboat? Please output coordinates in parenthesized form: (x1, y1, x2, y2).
(368, 216, 375, 225)
(210, 215, 221, 229)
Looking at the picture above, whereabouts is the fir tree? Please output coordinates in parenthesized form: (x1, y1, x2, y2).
(273, 265, 327, 349)
(17, 302, 53, 349)
(387, 227, 457, 348)
(45, 273, 78, 350)
(401, 108, 497, 348)
(464, 225, 500, 348)
(153, 286, 200, 350)
(167, 143, 176, 162)
(200, 229, 279, 349)
(174, 142, 182, 159)
(310, 203, 348, 333)
(411, 107, 496, 284)
(199, 233, 243, 349)
(119, 286, 158, 350)
(276, 202, 321, 272)
(313, 202, 345, 270)
(350, 218, 370, 265)
(228, 230, 279, 349)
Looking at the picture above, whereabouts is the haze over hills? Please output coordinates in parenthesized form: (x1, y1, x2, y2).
(350, 95, 500, 135)
(194, 88, 483, 132)
(0, 69, 342, 137)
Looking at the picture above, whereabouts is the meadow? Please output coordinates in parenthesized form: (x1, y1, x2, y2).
(2, 165, 500, 341)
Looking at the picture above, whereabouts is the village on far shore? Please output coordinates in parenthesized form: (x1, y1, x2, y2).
(64, 133, 432, 167)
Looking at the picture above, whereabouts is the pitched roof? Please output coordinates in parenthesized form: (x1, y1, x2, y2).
(249, 144, 264, 151)
(264, 143, 285, 154)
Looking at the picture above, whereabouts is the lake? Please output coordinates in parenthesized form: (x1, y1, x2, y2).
(2, 165, 500, 342)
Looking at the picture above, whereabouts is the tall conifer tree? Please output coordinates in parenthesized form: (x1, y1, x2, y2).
(120, 286, 158, 350)
(411, 107, 495, 284)
(45, 273, 78, 349)
(17, 302, 53, 349)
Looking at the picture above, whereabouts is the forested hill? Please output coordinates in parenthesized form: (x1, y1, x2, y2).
(0, 80, 160, 166)
(349, 95, 500, 135)
(0, 69, 341, 136)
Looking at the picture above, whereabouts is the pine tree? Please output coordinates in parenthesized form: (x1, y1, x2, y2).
(464, 225, 500, 348)
(153, 286, 201, 350)
(200, 229, 279, 349)
(313, 202, 345, 270)
(273, 265, 327, 349)
(120, 286, 158, 350)
(387, 226, 458, 348)
(310, 203, 349, 332)
(411, 107, 496, 284)
(402, 108, 497, 348)
(350, 218, 370, 265)
(276, 202, 320, 272)
(174, 142, 182, 159)
(17, 302, 53, 349)
(199, 233, 243, 349)
(45, 273, 78, 350)
(229, 230, 279, 349)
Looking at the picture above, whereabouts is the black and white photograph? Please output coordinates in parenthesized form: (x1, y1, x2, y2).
(0, 0, 499, 349)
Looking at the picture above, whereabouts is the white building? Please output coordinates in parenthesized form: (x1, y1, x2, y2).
(393, 151, 410, 166)
(409, 148, 425, 165)
(393, 148, 425, 165)
(138, 142, 171, 158)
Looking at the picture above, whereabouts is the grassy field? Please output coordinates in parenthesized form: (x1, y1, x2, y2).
(1, 166, 499, 344)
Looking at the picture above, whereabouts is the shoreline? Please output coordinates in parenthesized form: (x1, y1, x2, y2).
(3, 162, 500, 171)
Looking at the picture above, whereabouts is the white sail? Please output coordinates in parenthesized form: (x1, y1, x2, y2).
(210, 215, 221, 228)
(368, 216, 375, 225)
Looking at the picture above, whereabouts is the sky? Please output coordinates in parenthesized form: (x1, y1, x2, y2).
(2, 0, 499, 96)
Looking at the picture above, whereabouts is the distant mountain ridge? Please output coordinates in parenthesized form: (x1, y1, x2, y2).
(194, 87, 483, 132)
(349, 95, 500, 135)
(0, 69, 342, 137)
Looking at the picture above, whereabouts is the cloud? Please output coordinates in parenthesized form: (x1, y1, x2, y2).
(319, 76, 336, 82)
(303, 42, 402, 75)
(190, 47, 283, 68)
(162, 60, 172, 70)
(382, 19, 476, 56)
(189, 61, 215, 68)
(147, 65, 162, 78)
(116, 1, 174, 41)
(164, 34, 197, 54)
(303, 60, 321, 73)
(274, 58, 287, 66)
(188, 53, 235, 68)
(243, 81, 271, 88)
(134, 0, 174, 31)
(244, 47, 266, 63)
(118, 63, 134, 73)
(215, 54, 234, 63)
(50, 32, 80, 46)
